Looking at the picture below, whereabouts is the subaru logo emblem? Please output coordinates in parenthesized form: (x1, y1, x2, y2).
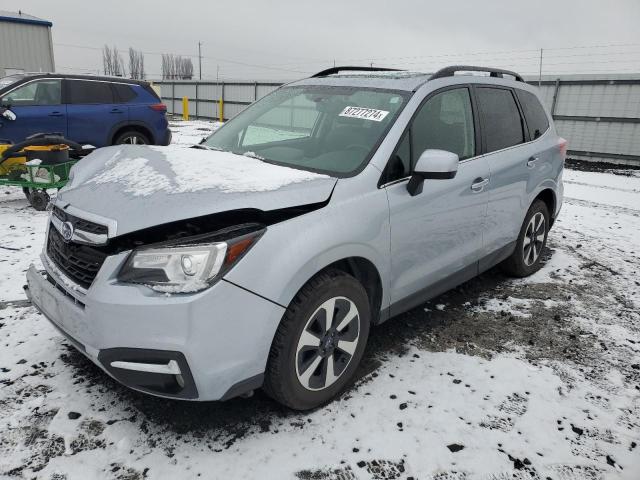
(61, 221, 74, 242)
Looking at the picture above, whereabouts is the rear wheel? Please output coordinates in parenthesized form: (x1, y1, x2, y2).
(501, 199, 549, 277)
(264, 270, 370, 410)
(114, 130, 150, 145)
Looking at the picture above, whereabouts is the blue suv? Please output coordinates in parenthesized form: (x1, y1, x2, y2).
(0, 74, 171, 147)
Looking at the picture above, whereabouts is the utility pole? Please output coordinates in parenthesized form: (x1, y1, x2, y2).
(538, 48, 543, 87)
(198, 41, 202, 80)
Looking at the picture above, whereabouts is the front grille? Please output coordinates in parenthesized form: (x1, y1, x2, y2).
(47, 226, 108, 289)
(53, 207, 108, 235)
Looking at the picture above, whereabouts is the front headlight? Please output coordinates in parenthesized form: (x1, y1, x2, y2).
(118, 224, 264, 293)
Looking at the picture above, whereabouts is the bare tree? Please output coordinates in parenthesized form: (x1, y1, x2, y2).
(161, 54, 194, 80)
(179, 57, 194, 79)
(102, 45, 125, 76)
(128, 48, 145, 79)
(102, 45, 112, 76)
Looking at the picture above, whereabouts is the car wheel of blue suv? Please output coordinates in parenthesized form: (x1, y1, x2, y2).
(264, 269, 371, 410)
(114, 130, 150, 145)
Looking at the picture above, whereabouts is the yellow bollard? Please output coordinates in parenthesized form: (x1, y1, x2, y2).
(219, 97, 224, 122)
(182, 97, 189, 121)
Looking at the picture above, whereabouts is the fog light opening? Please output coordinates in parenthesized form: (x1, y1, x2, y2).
(176, 374, 185, 389)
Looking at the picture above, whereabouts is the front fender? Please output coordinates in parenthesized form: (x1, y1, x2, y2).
(224, 175, 391, 314)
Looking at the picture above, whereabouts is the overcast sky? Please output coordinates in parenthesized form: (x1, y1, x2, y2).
(4, 0, 640, 80)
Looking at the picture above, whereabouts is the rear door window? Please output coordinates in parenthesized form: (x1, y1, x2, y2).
(67, 80, 115, 104)
(476, 87, 525, 152)
(515, 89, 549, 140)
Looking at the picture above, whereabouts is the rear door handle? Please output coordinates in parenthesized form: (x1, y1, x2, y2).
(110, 108, 124, 114)
(527, 156, 539, 168)
(471, 177, 489, 192)
(49, 111, 64, 117)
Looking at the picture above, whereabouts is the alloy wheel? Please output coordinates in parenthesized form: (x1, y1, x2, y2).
(523, 212, 546, 266)
(295, 296, 360, 391)
(120, 135, 146, 145)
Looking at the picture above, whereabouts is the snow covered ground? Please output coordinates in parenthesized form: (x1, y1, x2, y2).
(0, 121, 638, 480)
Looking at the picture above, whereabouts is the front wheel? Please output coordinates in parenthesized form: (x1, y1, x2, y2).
(501, 199, 550, 277)
(28, 190, 50, 211)
(264, 270, 371, 410)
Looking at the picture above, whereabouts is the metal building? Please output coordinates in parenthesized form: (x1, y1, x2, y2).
(0, 11, 55, 78)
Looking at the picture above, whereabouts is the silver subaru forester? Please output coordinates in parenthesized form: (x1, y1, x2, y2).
(26, 66, 565, 410)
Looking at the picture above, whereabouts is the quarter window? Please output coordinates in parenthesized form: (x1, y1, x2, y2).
(476, 87, 525, 152)
(515, 89, 549, 140)
(383, 131, 411, 183)
(1, 79, 61, 106)
(411, 88, 476, 165)
(67, 80, 114, 104)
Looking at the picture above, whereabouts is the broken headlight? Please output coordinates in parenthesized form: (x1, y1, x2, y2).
(118, 224, 264, 293)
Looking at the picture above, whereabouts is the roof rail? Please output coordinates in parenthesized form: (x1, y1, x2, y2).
(311, 66, 403, 78)
(430, 65, 524, 82)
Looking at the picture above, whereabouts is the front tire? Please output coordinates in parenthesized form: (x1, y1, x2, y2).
(28, 190, 50, 211)
(501, 199, 550, 277)
(264, 270, 371, 410)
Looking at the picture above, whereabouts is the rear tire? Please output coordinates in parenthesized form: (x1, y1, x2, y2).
(114, 130, 150, 145)
(501, 199, 549, 277)
(264, 270, 371, 410)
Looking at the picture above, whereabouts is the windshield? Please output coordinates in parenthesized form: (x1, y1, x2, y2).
(0, 75, 26, 91)
(203, 86, 408, 176)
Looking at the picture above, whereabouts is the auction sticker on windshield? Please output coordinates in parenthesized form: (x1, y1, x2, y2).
(339, 106, 389, 122)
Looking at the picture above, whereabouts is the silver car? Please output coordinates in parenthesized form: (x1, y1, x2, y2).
(25, 66, 566, 410)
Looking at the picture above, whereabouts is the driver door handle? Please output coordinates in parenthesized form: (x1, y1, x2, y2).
(471, 177, 489, 192)
(49, 111, 64, 117)
(527, 156, 539, 168)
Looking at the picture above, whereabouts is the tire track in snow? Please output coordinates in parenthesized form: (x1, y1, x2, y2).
(564, 197, 640, 218)
(564, 180, 640, 194)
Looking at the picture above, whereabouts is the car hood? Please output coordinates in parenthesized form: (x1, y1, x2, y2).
(57, 145, 337, 236)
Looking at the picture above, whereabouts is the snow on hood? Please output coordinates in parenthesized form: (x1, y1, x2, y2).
(80, 145, 327, 196)
(57, 145, 337, 236)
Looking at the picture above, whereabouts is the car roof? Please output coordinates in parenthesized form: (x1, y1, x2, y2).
(15, 73, 149, 86)
(287, 65, 528, 92)
(289, 71, 432, 92)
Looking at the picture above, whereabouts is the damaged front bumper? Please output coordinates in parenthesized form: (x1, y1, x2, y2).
(25, 256, 285, 401)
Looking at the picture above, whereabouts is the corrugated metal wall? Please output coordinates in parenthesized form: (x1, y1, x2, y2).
(530, 75, 640, 165)
(0, 21, 54, 77)
(155, 80, 281, 121)
(155, 75, 640, 165)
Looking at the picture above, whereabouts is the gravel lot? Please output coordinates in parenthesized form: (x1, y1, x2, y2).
(0, 121, 638, 479)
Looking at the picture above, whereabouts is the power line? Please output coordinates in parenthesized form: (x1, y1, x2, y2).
(53, 42, 311, 74)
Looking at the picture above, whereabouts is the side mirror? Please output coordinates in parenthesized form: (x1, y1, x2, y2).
(1, 108, 16, 121)
(407, 149, 459, 196)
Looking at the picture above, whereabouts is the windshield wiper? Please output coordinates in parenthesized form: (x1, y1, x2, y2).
(191, 144, 223, 151)
(242, 151, 265, 160)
